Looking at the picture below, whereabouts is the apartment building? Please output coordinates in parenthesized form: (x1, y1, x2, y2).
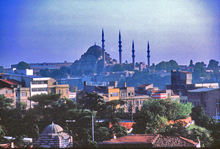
(1, 69, 69, 108)
(188, 88, 220, 122)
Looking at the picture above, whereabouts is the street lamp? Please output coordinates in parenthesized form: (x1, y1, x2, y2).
(92, 111, 97, 142)
(216, 102, 219, 122)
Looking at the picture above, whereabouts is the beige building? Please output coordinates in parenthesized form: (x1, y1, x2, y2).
(0, 87, 16, 106)
(188, 88, 220, 122)
(15, 87, 31, 108)
(48, 78, 70, 99)
(108, 83, 149, 113)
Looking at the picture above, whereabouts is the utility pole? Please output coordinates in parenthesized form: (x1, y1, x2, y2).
(92, 114, 94, 141)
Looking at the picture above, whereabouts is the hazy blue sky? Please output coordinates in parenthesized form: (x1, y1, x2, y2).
(0, 0, 219, 68)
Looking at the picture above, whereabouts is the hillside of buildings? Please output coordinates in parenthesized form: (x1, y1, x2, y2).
(2, 58, 219, 90)
(0, 59, 219, 147)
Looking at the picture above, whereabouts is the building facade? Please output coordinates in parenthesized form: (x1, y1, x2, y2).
(188, 88, 220, 121)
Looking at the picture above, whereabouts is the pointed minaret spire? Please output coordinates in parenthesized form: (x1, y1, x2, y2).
(102, 29, 105, 68)
(132, 40, 135, 70)
(147, 41, 150, 68)
(118, 31, 122, 64)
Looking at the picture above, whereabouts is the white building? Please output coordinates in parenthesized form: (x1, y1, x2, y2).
(2, 69, 51, 107)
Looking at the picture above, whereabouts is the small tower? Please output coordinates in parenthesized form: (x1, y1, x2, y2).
(147, 41, 150, 68)
(102, 29, 105, 68)
(118, 31, 122, 64)
(132, 40, 135, 70)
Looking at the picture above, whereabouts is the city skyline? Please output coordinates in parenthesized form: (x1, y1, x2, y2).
(1, 0, 219, 68)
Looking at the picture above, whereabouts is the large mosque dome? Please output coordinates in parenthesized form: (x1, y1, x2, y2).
(81, 44, 102, 59)
(86, 44, 102, 54)
(41, 122, 63, 134)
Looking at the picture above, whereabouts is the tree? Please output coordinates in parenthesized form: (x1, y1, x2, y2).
(210, 122, 220, 148)
(193, 62, 207, 82)
(132, 98, 193, 134)
(16, 61, 30, 69)
(158, 122, 188, 138)
(0, 125, 7, 143)
(156, 61, 167, 70)
(0, 95, 14, 119)
(168, 60, 180, 71)
(150, 63, 156, 70)
(190, 106, 216, 129)
(112, 64, 125, 72)
(207, 59, 219, 70)
(155, 60, 179, 72)
(189, 128, 212, 147)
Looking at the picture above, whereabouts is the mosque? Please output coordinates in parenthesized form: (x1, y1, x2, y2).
(70, 29, 150, 76)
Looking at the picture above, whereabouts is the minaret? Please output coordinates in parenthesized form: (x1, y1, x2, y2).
(147, 41, 150, 68)
(102, 29, 105, 68)
(132, 40, 135, 70)
(118, 31, 122, 64)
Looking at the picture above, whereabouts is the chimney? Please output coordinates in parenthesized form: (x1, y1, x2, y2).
(123, 82, 127, 87)
(11, 142, 14, 148)
(113, 134, 116, 139)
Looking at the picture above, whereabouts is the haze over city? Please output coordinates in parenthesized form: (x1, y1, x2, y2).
(1, 0, 219, 67)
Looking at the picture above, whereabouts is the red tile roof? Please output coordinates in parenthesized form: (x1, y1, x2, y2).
(103, 134, 159, 143)
(99, 134, 199, 147)
(137, 84, 151, 88)
(0, 79, 22, 85)
(109, 122, 135, 130)
(0, 144, 10, 148)
(154, 135, 198, 147)
(167, 117, 192, 126)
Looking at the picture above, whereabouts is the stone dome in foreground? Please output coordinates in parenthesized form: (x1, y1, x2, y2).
(42, 122, 63, 134)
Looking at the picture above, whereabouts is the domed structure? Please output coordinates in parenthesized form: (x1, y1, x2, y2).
(34, 122, 73, 148)
(41, 122, 63, 134)
(70, 43, 117, 75)
(85, 44, 102, 58)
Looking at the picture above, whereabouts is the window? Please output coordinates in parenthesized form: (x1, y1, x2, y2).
(110, 92, 118, 97)
(204, 101, 206, 108)
(136, 101, 139, 106)
(32, 88, 47, 92)
(66, 89, 68, 94)
(32, 81, 47, 84)
(21, 92, 27, 96)
(197, 101, 199, 106)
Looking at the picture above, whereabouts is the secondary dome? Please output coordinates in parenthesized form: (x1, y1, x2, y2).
(41, 122, 63, 134)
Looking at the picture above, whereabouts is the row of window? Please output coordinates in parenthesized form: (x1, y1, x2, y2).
(16, 92, 27, 97)
(32, 88, 47, 92)
(50, 89, 69, 94)
(125, 100, 143, 106)
(190, 92, 205, 97)
(110, 92, 118, 97)
(32, 81, 47, 84)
